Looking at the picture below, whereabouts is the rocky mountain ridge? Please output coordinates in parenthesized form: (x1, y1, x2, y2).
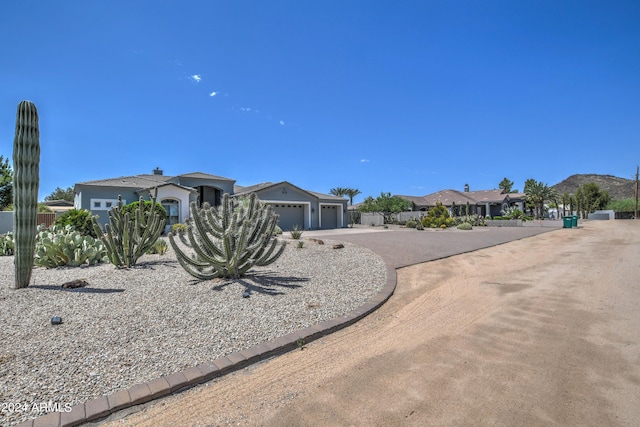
(551, 174, 636, 200)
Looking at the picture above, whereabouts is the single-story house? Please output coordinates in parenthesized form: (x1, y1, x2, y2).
(234, 181, 348, 230)
(73, 168, 348, 232)
(397, 184, 526, 218)
(40, 199, 75, 213)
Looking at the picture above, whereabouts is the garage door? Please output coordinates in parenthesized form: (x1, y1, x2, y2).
(320, 205, 338, 229)
(272, 204, 304, 231)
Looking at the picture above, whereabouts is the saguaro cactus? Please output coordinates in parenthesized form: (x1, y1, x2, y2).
(12, 101, 40, 289)
(169, 193, 286, 280)
(92, 189, 166, 268)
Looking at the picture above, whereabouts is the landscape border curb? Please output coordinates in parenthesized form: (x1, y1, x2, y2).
(17, 265, 397, 427)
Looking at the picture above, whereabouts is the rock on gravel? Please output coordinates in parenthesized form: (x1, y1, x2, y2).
(0, 237, 386, 426)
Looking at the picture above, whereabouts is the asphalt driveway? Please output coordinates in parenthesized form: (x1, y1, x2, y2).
(304, 224, 560, 269)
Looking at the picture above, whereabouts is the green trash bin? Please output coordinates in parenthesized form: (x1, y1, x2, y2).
(563, 217, 573, 228)
(571, 215, 578, 228)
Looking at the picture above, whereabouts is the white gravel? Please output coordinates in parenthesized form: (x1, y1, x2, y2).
(0, 236, 386, 426)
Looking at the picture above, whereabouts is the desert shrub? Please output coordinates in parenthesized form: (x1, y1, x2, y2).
(289, 225, 303, 239)
(171, 223, 187, 234)
(146, 238, 168, 255)
(122, 200, 166, 219)
(38, 204, 52, 213)
(0, 232, 14, 255)
(457, 222, 472, 231)
(454, 214, 486, 227)
(421, 202, 453, 228)
(54, 209, 99, 238)
(273, 225, 283, 235)
(415, 221, 424, 230)
(405, 219, 418, 228)
(500, 207, 532, 222)
(34, 225, 107, 267)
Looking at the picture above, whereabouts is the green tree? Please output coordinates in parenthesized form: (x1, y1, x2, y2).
(0, 155, 12, 211)
(44, 186, 74, 202)
(576, 183, 610, 217)
(498, 177, 514, 193)
(607, 198, 635, 212)
(358, 192, 410, 222)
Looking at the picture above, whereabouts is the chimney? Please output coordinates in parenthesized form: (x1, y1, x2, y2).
(153, 167, 163, 175)
(464, 183, 469, 192)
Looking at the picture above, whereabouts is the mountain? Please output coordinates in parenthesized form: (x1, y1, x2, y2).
(551, 174, 636, 200)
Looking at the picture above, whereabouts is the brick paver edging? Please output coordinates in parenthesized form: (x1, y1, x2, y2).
(17, 266, 397, 427)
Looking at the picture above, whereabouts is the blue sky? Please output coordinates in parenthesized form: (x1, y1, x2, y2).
(1, 1, 639, 203)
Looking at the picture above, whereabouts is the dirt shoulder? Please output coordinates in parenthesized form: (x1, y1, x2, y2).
(102, 221, 640, 426)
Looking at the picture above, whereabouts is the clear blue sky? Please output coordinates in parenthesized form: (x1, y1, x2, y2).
(2, 0, 639, 203)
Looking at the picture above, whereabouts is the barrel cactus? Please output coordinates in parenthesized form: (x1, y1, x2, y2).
(12, 100, 40, 289)
(169, 193, 286, 280)
(92, 190, 166, 268)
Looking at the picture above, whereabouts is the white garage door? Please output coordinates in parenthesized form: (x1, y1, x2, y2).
(272, 204, 304, 231)
(320, 205, 338, 229)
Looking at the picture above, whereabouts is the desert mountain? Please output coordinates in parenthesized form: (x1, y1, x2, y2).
(551, 174, 635, 200)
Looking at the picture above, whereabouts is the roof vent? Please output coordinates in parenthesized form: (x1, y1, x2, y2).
(153, 167, 163, 175)
(464, 183, 469, 192)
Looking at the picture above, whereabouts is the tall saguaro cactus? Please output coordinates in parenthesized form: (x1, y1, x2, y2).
(12, 101, 41, 289)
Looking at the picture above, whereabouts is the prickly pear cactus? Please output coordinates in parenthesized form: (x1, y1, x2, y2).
(12, 101, 40, 289)
(34, 225, 107, 268)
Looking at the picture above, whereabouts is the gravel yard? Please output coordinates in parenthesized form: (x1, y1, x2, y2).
(0, 236, 386, 426)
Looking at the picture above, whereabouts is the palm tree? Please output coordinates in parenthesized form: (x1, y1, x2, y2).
(344, 188, 361, 205)
(329, 187, 347, 198)
(561, 192, 571, 217)
(524, 179, 556, 219)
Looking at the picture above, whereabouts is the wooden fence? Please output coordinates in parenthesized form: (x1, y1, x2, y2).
(37, 212, 57, 228)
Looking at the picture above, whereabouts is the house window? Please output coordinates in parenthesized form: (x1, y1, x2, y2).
(90, 199, 124, 211)
(161, 199, 179, 226)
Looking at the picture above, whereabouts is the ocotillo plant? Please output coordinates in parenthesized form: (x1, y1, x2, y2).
(92, 189, 166, 268)
(169, 192, 286, 280)
(12, 100, 40, 289)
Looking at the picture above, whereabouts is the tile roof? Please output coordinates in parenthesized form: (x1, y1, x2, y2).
(400, 188, 525, 207)
(76, 172, 235, 189)
(234, 181, 344, 201)
(233, 182, 274, 195)
(423, 189, 477, 206)
(76, 174, 171, 188)
(175, 172, 235, 181)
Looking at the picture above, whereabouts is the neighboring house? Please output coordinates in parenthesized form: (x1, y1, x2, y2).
(40, 199, 75, 213)
(398, 184, 526, 218)
(74, 168, 348, 231)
